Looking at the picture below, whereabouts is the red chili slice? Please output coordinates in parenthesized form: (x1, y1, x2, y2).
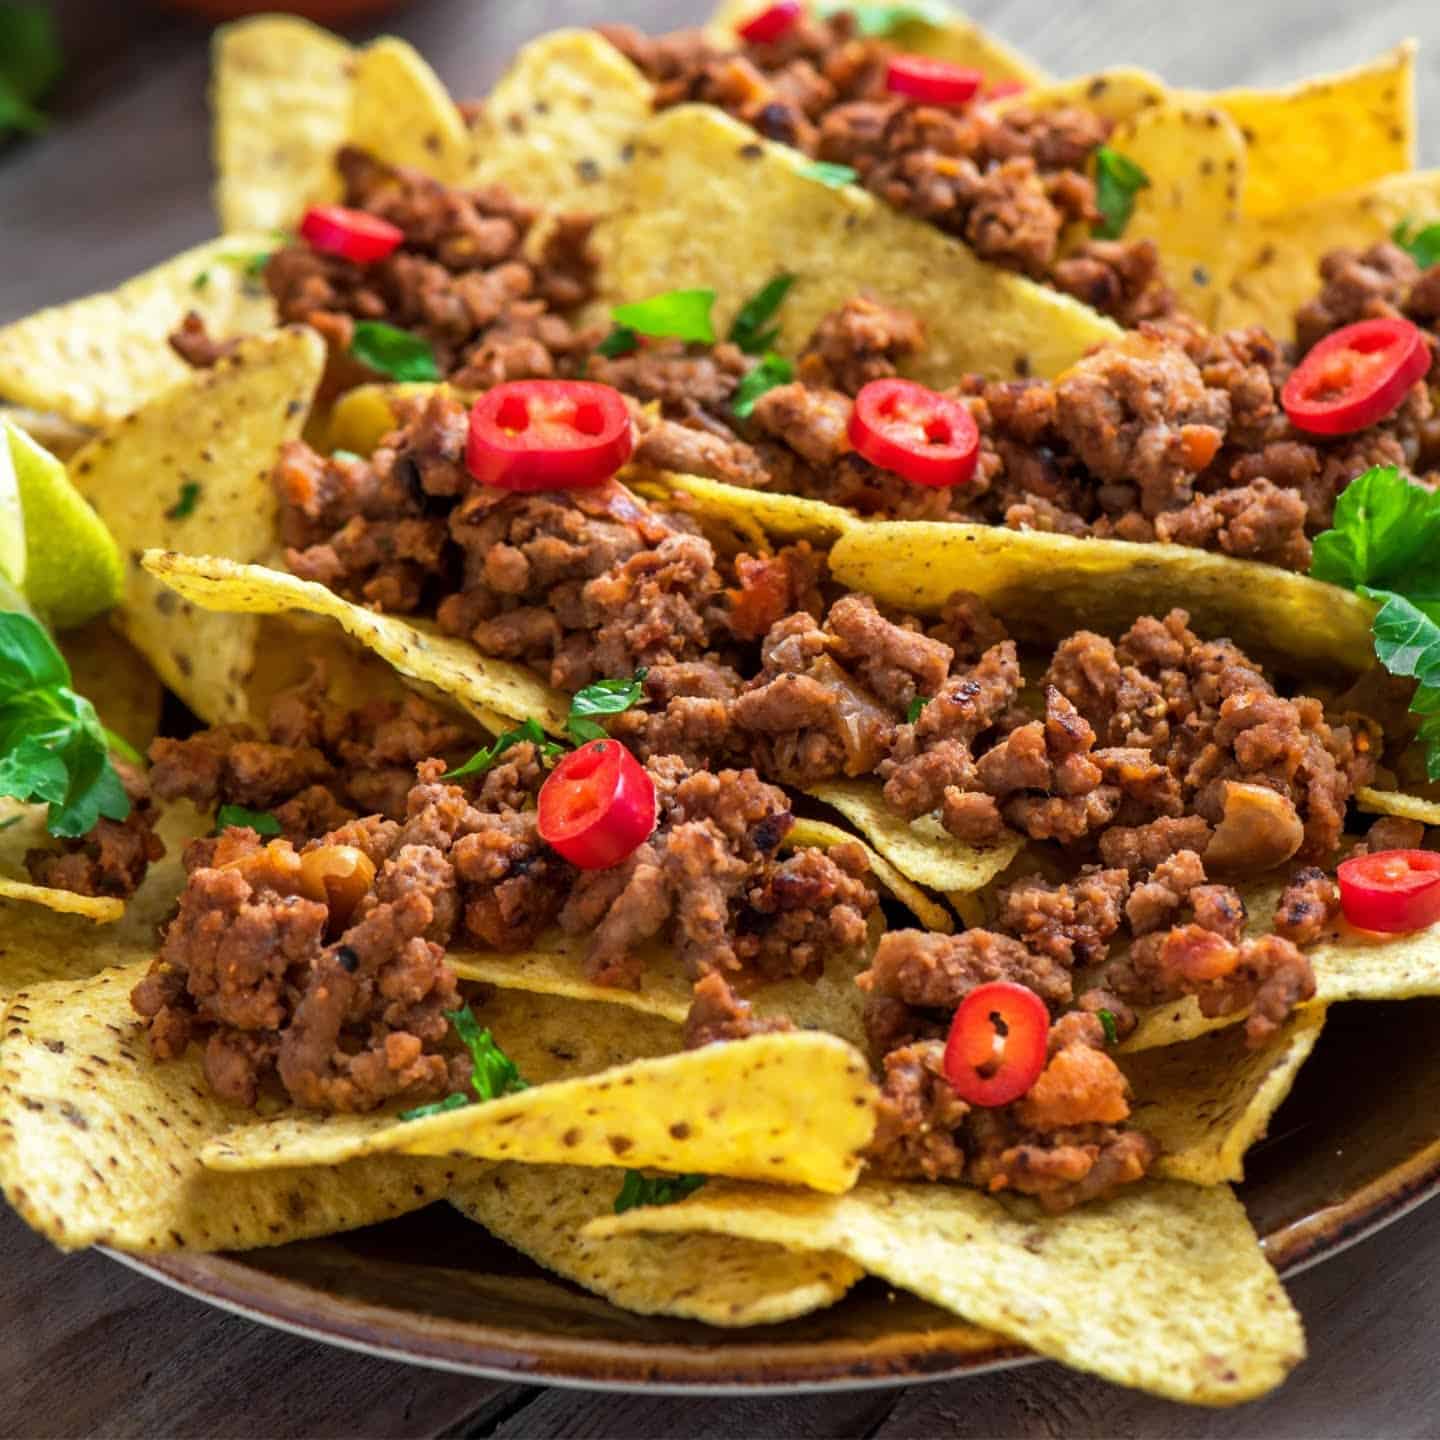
(298, 204, 405, 264)
(983, 79, 1027, 101)
(737, 0, 801, 43)
(1337, 849, 1440, 933)
(885, 55, 983, 107)
(466, 381, 635, 491)
(849, 378, 980, 487)
(537, 739, 657, 870)
(942, 981, 1050, 1107)
(1281, 317, 1431, 436)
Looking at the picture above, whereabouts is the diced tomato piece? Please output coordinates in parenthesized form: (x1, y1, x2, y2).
(942, 980, 1049, 1107)
(537, 739, 656, 870)
(1282, 317, 1431, 436)
(848, 377, 979, 487)
(1337, 849, 1440, 933)
(466, 381, 635, 491)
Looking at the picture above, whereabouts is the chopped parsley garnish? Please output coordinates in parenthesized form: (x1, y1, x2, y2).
(906, 696, 929, 724)
(729, 273, 797, 356)
(1098, 1009, 1119, 1046)
(0, 813, 21, 831)
(596, 326, 640, 359)
(330, 449, 363, 465)
(0, 3, 62, 136)
(732, 354, 793, 420)
(350, 321, 441, 382)
(1393, 218, 1440, 271)
(215, 804, 282, 837)
(567, 669, 648, 743)
(191, 270, 211, 292)
(164, 481, 202, 521)
(1310, 464, 1440, 778)
(0, 611, 131, 838)
(816, 1, 954, 36)
(1092, 146, 1150, 240)
(442, 717, 564, 782)
(611, 289, 717, 345)
(399, 1092, 468, 1122)
(448, 1004, 528, 1101)
(797, 160, 859, 188)
(613, 1170, 707, 1214)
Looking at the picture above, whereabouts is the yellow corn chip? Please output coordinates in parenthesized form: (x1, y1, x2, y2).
(142, 551, 569, 741)
(212, 16, 351, 232)
(641, 469, 857, 546)
(589, 1177, 1303, 1404)
(828, 520, 1379, 674)
(0, 238, 279, 429)
(1219, 169, 1440, 337)
(789, 817, 952, 933)
(204, 994, 876, 1194)
(450, 1163, 861, 1327)
(995, 68, 1167, 124)
(1123, 1007, 1326, 1185)
(60, 620, 163, 755)
(808, 778, 1025, 894)
(351, 38, 472, 186)
(68, 328, 321, 725)
(1206, 44, 1415, 220)
(0, 964, 470, 1252)
(597, 105, 1120, 385)
(705, 2, 1047, 86)
(471, 30, 656, 212)
(1356, 786, 1440, 827)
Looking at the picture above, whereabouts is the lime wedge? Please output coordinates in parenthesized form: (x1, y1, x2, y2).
(3, 420, 123, 628)
(0, 425, 24, 590)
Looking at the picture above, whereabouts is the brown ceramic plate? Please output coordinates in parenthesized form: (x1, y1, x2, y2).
(109, 998, 1440, 1391)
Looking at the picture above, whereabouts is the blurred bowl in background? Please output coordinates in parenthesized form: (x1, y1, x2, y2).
(156, 0, 411, 23)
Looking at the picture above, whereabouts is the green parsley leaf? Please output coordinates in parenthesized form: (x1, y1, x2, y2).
(330, 449, 363, 464)
(732, 354, 793, 420)
(613, 1170, 708, 1214)
(1310, 465, 1440, 595)
(399, 1092, 469, 1122)
(350, 321, 441, 382)
(1098, 1009, 1119, 1046)
(816, 1, 954, 36)
(215, 804, 282, 837)
(611, 289, 717, 345)
(443, 717, 564, 782)
(729, 274, 796, 356)
(567, 669, 648, 744)
(906, 696, 929, 724)
(1393, 218, 1440, 271)
(165, 481, 202, 521)
(0, 813, 20, 831)
(796, 160, 859, 188)
(596, 325, 640, 358)
(1092, 146, 1150, 241)
(191, 269, 211, 292)
(0, 612, 131, 839)
(447, 1005, 529, 1101)
(101, 727, 143, 768)
(0, 4, 61, 135)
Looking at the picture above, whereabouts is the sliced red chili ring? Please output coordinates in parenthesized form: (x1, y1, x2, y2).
(298, 204, 405, 264)
(1281, 316, 1431, 436)
(466, 380, 635, 491)
(885, 55, 983, 107)
(537, 739, 656, 870)
(983, 79, 1027, 101)
(737, 0, 801, 43)
(942, 981, 1050, 1107)
(1337, 849, 1440, 933)
(848, 377, 980, 487)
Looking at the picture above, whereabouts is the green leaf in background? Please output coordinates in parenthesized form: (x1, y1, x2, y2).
(447, 1006, 529, 1101)
(1310, 466, 1440, 594)
(596, 326, 640, 358)
(442, 717, 564, 782)
(0, 3, 62, 136)
(796, 160, 858, 188)
(400, 1092, 469, 1122)
(215, 804, 282, 837)
(1393, 218, 1440, 271)
(349, 321, 441, 382)
(729, 273, 796, 356)
(613, 1170, 707, 1214)
(816, 1, 955, 36)
(566, 670, 648, 743)
(731, 353, 793, 420)
(611, 289, 717, 345)
(1092, 146, 1150, 240)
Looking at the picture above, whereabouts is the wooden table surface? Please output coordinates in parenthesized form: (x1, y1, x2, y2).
(5, 0, 1440, 1434)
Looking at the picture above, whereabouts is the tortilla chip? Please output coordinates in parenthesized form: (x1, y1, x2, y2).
(1219, 168, 1440, 336)
(789, 817, 952, 933)
(450, 1162, 861, 1327)
(996, 67, 1167, 123)
(1206, 44, 1414, 220)
(0, 963, 468, 1252)
(1105, 102, 1245, 325)
(1123, 1008, 1326, 1185)
(67, 329, 320, 725)
(597, 105, 1120, 385)
(212, 15, 351, 232)
(828, 520, 1379, 675)
(641, 469, 857, 547)
(470, 30, 656, 212)
(589, 1177, 1303, 1404)
(351, 38, 472, 186)
(0, 238, 279, 429)
(142, 551, 568, 741)
(59, 620, 163, 755)
(705, 2, 1046, 86)
(1123, 877, 1440, 1050)
(0, 800, 201, 970)
(0, 405, 91, 462)
(1356, 786, 1440, 827)
(204, 1003, 876, 1195)
(807, 779, 1024, 894)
